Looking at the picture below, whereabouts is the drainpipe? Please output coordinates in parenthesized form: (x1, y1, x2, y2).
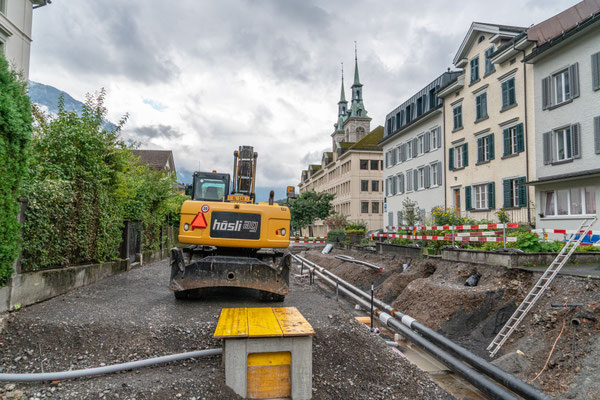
(516, 41, 532, 225)
(442, 102, 448, 209)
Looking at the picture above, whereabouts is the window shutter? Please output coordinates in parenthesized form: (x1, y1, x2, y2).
(593, 52, 600, 91)
(594, 116, 600, 154)
(502, 81, 508, 109)
(503, 179, 512, 208)
(482, 93, 487, 118)
(465, 186, 472, 211)
(503, 128, 510, 156)
(449, 148, 454, 170)
(517, 177, 527, 207)
(413, 169, 418, 191)
(489, 133, 495, 160)
(516, 123, 525, 153)
(399, 174, 404, 193)
(437, 162, 442, 186)
(412, 138, 418, 156)
(424, 132, 431, 152)
(542, 76, 551, 110)
(569, 62, 580, 99)
(425, 165, 431, 188)
(437, 127, 442, 149)
(542, 131, 553, 164)
(462, 143, 468, 167)
(385, 178, 389, 196)
(385, 152, 390, 167)
(407, 170, 413, 191)
(477, 137, 483, 163)
(488, 182, 495, 210)
(571, 123, 581, 158)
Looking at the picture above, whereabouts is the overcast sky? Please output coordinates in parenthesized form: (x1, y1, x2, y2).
(30, 0, 577, 188)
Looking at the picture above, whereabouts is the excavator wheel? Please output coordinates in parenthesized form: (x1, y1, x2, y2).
(174, 288, 204, 300)
(258, 290, 285, 303)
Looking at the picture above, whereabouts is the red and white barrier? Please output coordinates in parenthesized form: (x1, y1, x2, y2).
(372, 233, 517, 243)
(290, 240, 326, 243)
(532, 229, 600, 235)
(291, 236, 328, 240)
(384, 223, 519, 232)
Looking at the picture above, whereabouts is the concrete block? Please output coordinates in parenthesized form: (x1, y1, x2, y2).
(0, 284, 10, 313)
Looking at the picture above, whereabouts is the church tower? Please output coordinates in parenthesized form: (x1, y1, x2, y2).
(343, 43, 371, 142)
(331, 64, 347, 150)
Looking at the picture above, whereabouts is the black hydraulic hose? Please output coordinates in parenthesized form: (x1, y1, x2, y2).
(293, 254, 552, 400)
(0, 348, 222, 382)
(306, 262, 520, 400)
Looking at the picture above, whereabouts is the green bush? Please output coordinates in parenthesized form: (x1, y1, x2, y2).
(327, 229, 346, 243)
(0, 55, 33, 285)
(346, 221, 367, 231)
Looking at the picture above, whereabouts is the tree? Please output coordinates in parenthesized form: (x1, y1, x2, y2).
(289, 191, 334, 234)
(401, 197, 421, 227)
(0, 55, 33, 286)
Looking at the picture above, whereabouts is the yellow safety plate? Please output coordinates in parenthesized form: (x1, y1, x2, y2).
(227, 195, 251, 202)
(247, 351, 291, 367)
(272, 307, 315, 337)
(247, 307, 283, 337)
(247, 352, 291, 399)
(213, 308, 249, 338)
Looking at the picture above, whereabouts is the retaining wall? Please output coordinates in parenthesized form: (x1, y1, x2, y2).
(0, 248, 169, 313)
(376, 242, 423, 258)
(441, 248, 600, 267)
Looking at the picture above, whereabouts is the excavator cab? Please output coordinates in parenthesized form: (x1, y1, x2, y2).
(191, 172, 230, 201)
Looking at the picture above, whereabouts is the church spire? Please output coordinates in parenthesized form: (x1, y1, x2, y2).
(339, 63, 347, 104)
(353, 41, 361, 87)
(336, 63, 348, 132)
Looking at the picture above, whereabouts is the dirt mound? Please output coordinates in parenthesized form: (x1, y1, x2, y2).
(375, 260, 436, 304)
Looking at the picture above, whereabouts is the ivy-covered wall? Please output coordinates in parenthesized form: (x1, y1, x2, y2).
(0, 56, 33, 286)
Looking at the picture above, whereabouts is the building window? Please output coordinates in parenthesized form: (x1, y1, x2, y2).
(370, 160, 379, 170)
(544, 187, 596, 216)
(501, 77, 516, 109)
(361, 201, 369, 214)
(372, 201, 380, 214)
(371, 180, 379, 192)
(484, 46, 495, 75)
(477, 133, 494, 163)
(449, 143, 467, 170)
(416, 97, 423, 117)
(503, 177, 526, 208)
(502, 124, 524, 157)
(406, 170, 413, 192)
(430, 128, 440, 149)
(417, 167, 425, 190)
(555, 69, 570, 105)
(431, 163, 438, 187)
(417, 135, 424, 155)
(556, 127, 573, 162)
(406, 141, 413, 160)
(473, 184, 489, 210)
(361, 180, 368, 192)
(475, 92, 488, 121)
(360, 160, 368, 170)
(453, 105, 463, 130)
(470, 56, 480, 83)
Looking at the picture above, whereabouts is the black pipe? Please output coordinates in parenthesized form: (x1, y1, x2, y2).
(293, 254, 553, 400)
(310, 264, 520, 400)
(551, 304, 583, 308)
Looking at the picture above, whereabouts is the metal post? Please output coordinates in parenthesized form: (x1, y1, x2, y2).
(451, 225, 455, 248)
(370, 282, 374, 331)
(503, 224, 507, 249)
(336, 278, 339, 302)
(300, 260, 304, 275)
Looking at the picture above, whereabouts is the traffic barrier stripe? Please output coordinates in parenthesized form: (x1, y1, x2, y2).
(291, 236, 327, 240)
(291, 240, 326, 243)
(384, 223, 519, 231)
(532, 229, 600, 235)
(372, 233, 517, 243)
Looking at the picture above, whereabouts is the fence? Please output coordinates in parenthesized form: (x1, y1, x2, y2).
(290, 236, 327, 244)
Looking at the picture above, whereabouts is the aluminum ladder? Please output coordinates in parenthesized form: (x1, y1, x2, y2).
(487, 216, 598, 357)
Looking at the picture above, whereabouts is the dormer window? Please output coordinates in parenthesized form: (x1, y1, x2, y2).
(357, 109, 362, 116)
(478, 35, 485, 43)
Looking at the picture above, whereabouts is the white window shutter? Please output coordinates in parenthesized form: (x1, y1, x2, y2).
(542, 76, 551, 110)
(569, 62, 580, 99)
(542, 131, 553, 164)
(571, 123, 581, 158)
(595, 116, 600, 154)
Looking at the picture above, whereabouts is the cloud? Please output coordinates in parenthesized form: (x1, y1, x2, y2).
(29, 0, 578, 188)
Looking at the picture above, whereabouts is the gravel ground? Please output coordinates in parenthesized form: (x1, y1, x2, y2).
(0, 258, 452, 400)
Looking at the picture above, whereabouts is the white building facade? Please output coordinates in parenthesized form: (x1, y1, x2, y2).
(382, 72, 460, 228)
(0, 0, 48, 80)
(525, 4, 600, 232)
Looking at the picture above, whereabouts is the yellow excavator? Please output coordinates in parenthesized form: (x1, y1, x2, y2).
(169, 146, 292, 301)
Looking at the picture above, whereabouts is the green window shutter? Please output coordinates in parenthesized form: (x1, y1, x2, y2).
(501, 81, 508, 109)
(516, 123, 524, 153)
(477, 137, 483, 163)
(489, 133, 495, 160)
(462, 143, 468, 167)
(517, 177, 527, 207)
(503, 179, 512, 208)
(488, 182, 495, 210)
(482, 93, 487, 118)
(449, 147, 454, 170)
(465, 186, 472, 211)
(503, 128, 510, 156)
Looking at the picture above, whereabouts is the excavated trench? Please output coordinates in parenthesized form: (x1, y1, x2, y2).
(296, 246, 600, 400)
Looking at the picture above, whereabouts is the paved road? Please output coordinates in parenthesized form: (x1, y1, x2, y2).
(0, 259, 451, 400)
